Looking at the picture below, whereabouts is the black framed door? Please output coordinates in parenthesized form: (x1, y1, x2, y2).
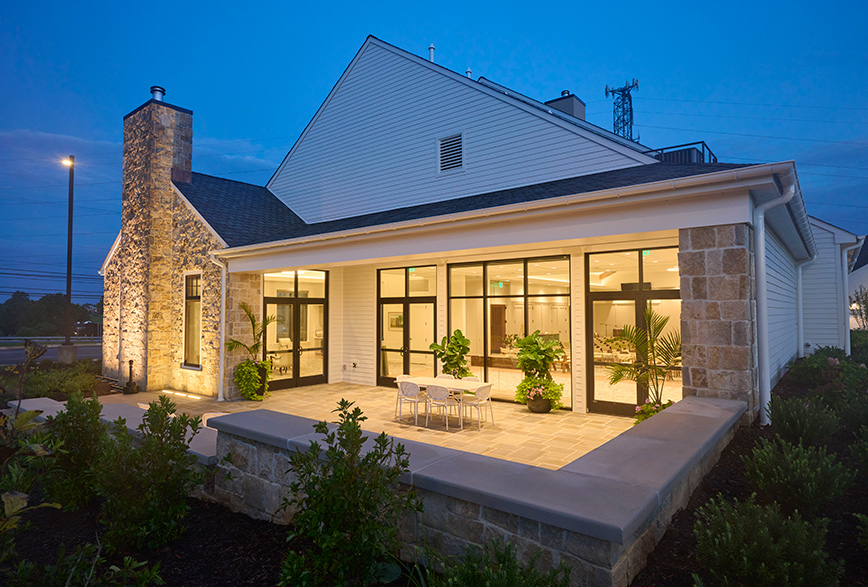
(377, 266, 437, 386)
(263, 270, 328, 389)
(586, 248, 681, 415)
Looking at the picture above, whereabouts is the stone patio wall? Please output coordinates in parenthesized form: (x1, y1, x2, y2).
(223, 273, 263, 400)
(679, 224, 759, 419)
(207, 397, 745, 587)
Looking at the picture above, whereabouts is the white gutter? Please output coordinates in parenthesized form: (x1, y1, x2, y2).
(220, 162, 800, 260)
(795, 255, 817, 359)
(755, 181, 796, 426)
(842, 238, 864, 355)
(209, 253, 228, 402)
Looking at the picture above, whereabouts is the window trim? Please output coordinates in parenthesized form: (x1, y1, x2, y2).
(182, 271, 202, 368)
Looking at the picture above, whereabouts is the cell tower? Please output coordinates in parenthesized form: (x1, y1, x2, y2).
(605, 78, 639, 141)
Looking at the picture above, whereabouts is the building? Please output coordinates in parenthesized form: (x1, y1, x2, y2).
(100, 36, 855, 421)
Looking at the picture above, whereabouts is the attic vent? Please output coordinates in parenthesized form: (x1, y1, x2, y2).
(438, 134, 463, 172)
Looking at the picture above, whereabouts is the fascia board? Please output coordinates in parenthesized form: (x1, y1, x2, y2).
(171, 184, 229, 248)
(216, 164, 778, 261)
(99, 231, 122, 276)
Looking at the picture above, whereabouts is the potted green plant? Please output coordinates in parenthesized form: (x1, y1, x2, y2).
(429, 329, 473, 378)
(606, 304, 682, 424)
(225, 302, 275, 401)
(514, 330, 565, 412)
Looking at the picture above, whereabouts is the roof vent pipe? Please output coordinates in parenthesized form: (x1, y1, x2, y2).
(561, 90, 570, 97)
(428, 44, 435, 62)
(150, 86, 166, 101)
(466, 68, 472, 78)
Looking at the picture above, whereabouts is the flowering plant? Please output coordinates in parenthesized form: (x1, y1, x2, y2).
(515, 376, 564, 410)
(634, 398, 674, 425)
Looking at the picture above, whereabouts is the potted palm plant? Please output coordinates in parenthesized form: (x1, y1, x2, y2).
(514, 330, 565, 412)
(429, 329, 473, 378)
(607, 304, 682, 424)
(225, 302, 275, 401)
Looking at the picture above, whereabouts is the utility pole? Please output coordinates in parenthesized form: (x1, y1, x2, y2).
(605, 79, 640, 141)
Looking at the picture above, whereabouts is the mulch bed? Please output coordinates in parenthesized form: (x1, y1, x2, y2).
(13, 498, 288, 586)
(631, 372, 868, 586)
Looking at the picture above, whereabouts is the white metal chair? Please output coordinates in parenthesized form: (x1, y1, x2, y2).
(394, 374, 412, 417)
(426, 384, 462, 430)
(397, 380, 427, 425)
(462, 383, 494, 430)
(436, 373, 455, 379)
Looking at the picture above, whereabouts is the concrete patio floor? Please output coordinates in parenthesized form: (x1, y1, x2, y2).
(100, 382, 633, 470)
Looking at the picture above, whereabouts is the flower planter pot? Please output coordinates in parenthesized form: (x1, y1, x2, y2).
(527, 396, 552, 413)
(256, 364, 269, 398)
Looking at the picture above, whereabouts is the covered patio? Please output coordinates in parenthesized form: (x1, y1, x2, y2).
(101, 383, 633, 470)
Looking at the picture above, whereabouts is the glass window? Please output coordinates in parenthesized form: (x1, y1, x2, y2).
(450, 298, 484, 358)
(297, 270, 326, 298)
(184, 274, 201, 367)
(450, 265, 483, 297)
(588, 251, 641, 292)
(380, 268, 405, 297)
(528, 258, 570, 295)
(488, 262, 524, 296)
(408, 266, 437, 297)
(264, 272, 295, 297)
(641, 248, 680, 290)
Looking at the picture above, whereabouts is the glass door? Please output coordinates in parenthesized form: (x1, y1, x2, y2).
(377, 266, 437, 386)
(586, 248, 680, 415)
(263, 270, 328, 390)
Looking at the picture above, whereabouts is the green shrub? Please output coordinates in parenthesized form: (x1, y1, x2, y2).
(787, 346, 850, 389)
(633, 398, 674, 425)
(742, 437, 855, 516)
(93, 396, 202, 550)
(46, 391, 108, 510)
(4, 361, 98, 401)
(693, 494, 842, 587)
(280, 399, 421, 586)
(852, 425, 868, 470)
(767, 396, 839, 446)
(855, 513, 868, 551)
(1, 542, 163, 586)
(850, 329, 868, 364)
(232, 359, 271, 401)
(427, 539, 570, 587)
(429, 329, 473, 379)
(818, 387, 868, 435)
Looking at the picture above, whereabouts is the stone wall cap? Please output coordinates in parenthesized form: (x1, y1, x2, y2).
(412, 452, 658, 544)
(208, 409, 318, 450)
(7, 398, 66, 422)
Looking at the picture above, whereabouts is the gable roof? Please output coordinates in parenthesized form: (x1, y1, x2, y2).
(173, 173, 306, 247)
(179, 162, 750, 249)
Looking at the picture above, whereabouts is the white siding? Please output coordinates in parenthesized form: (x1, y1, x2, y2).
(340, 265, 377, 385)
(803, 227, 845, 351)
(269, 42, 647, 224)
(765, 230, 798, 386)
(327, 268, 344, 383)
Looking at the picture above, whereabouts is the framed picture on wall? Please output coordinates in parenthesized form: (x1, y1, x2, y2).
(388, 312, 403, 330)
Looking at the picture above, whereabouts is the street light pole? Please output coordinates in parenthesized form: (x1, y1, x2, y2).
(59, 156, 77, 363)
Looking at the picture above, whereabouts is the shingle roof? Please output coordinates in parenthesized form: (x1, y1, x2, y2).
(853, 241, 868, 272)
(176, 162, 752, 249)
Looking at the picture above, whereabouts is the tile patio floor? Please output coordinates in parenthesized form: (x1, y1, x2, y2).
(100, 383, 633, 470)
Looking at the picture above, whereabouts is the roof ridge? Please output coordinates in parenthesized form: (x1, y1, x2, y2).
(190, 171, 271, 190)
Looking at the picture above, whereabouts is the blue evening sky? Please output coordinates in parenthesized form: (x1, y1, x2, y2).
(1, 0, 866, 303)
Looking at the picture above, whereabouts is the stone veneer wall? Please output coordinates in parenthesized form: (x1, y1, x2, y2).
(168, 191, 224, 396)
(209, 396, 745, 587)
(223, 273, 263, 400)
(679, 224, 758, 417)
(102, 253, 121, 380)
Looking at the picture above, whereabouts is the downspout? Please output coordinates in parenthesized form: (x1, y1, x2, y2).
(842, 238, 864, 355)
(755, 183, 795, 426)
(795, 255, 817, 359)
(209, 253, 228, 402)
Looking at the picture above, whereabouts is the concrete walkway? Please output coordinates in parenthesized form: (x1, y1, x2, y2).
(101, 383, 633, 470)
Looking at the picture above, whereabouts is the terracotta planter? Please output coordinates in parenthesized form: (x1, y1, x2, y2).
(527, 396, 552, 413)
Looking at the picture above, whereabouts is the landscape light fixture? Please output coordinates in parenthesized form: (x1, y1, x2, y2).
(59, 155, 77, 363)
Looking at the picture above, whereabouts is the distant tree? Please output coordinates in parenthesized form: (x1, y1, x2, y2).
(0, 291, 32, 335)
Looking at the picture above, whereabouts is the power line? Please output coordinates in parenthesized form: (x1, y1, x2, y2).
(637, 96, 868, 112)
(638, 109, 868, 126)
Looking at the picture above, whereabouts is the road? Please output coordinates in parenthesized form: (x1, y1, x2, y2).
(0, 344, 102, 366)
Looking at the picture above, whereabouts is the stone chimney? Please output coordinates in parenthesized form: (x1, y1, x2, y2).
(115, 88, 193, 391)
(545, 90, 586, 121)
